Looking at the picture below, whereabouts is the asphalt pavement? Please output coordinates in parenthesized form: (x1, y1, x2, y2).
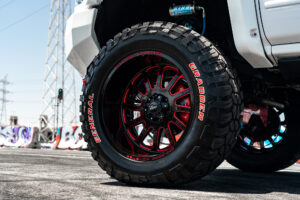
(0, 148, 299, 200)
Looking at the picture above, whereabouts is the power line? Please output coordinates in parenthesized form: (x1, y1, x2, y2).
(12, 79, 43, 84)
(13, 90, 41, 93)
(13, 79, 42, 82)
(0, 0, 15, 11)
(14, 100, 40, 103)
(0, 3, 49, 33)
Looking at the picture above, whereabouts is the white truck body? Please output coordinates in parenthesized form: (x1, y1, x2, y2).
(66, 0, 300, 76)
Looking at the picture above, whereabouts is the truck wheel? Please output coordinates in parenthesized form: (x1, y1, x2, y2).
(80, 22, 242, 186)
(227, 101, 300, 172)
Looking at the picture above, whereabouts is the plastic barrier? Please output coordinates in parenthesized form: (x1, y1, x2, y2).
(0, 126, 37, 148)
(53, 126, 87, 150)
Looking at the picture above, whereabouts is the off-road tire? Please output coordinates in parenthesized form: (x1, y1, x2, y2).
(80, 22, 242, 186)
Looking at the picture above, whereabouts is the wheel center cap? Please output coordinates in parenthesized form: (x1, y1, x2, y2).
(148, 102, 159, 112)
(144, 94, 169, 123)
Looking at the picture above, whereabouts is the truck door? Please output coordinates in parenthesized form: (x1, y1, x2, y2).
(259, 0, 300, 45)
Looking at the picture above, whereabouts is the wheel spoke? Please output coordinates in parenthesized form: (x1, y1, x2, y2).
(165, 126, 175, 145)
(249, 140, 254, 147)
(175, 105, 191, 112)
(259, 140, 265, 150)
(152, 129, 160, 150)
(173, 89, 190, 100)
(123, 104, 142, 111)
(155, 67, 163, 89)
(142, 72, 152, 94)
(129, 84, 144, 99)
(125, 117, 143, 127)
(171, 116, 186, 130)
(166, 74, 181, 91)
(144, 80, 151, 94)
(136, 127, 150, 144)
(268, 137, 276, 146)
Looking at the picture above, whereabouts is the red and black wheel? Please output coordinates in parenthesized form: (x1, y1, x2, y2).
(120, 65, 192, 160)
(81, 22, 242, 186)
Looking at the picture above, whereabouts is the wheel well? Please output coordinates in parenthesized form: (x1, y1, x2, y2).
(94, 0, 244, 64)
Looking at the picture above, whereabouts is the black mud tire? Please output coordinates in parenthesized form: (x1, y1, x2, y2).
(80, 22, 242, 186)
(227, 95, 300, 172)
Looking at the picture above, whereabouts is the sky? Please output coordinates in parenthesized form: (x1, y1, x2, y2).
(0, 0, 81, 126)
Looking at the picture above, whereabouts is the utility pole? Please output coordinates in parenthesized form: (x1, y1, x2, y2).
(0, 75, 11, 125)
(42, 0, 77, 130)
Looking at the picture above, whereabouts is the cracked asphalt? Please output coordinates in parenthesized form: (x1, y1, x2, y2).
(0, 148, 299, 200)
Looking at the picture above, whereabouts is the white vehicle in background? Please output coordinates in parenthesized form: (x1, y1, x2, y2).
(66, 0, 300, 186)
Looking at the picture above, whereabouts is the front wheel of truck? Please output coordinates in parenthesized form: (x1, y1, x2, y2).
(80, 22, 242, 186)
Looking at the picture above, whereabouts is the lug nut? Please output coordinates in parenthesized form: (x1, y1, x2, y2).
(162, 103, 168, 108)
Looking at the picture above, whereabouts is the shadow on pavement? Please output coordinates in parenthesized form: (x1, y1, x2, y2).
(102, 168, 300, 194)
